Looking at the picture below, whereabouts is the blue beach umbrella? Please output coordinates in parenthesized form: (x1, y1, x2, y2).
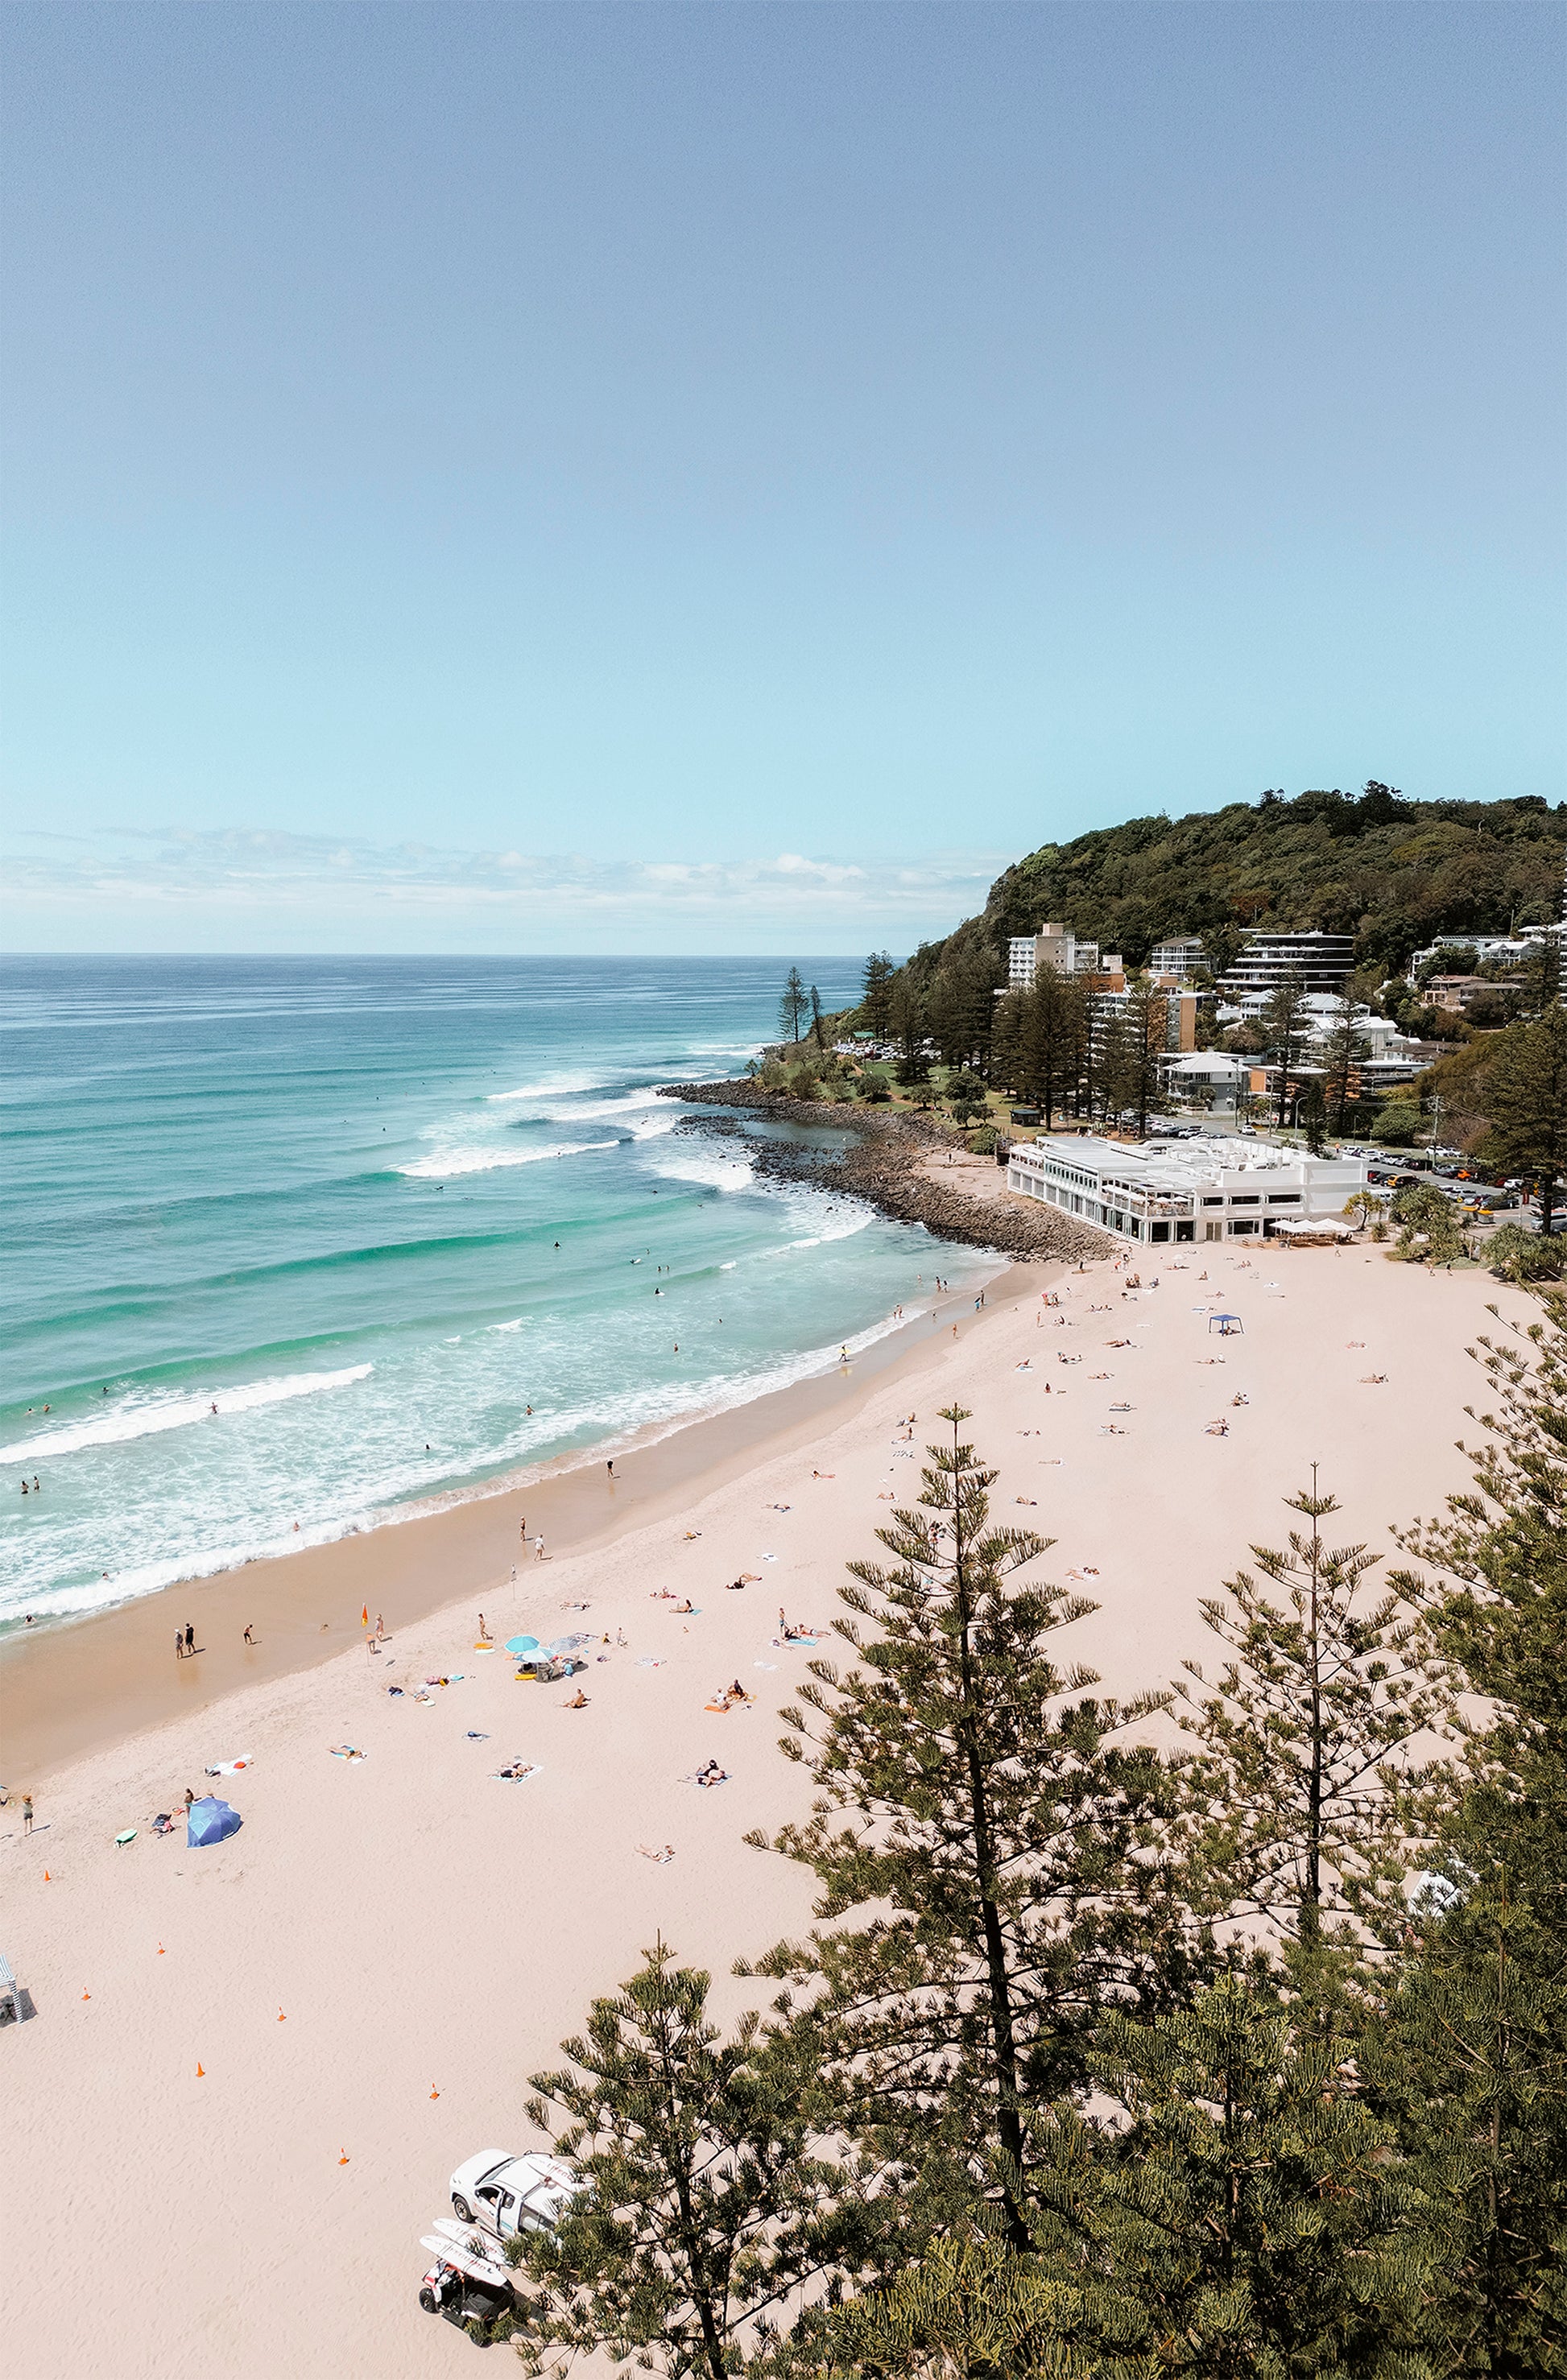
(505, 1634, 540, 1655)
(187, 1795, 242, 1848)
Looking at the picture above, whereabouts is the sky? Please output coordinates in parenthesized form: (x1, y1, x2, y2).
(3, 1, 1563, 954)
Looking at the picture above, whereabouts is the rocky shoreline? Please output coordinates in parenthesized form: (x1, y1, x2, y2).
(659, 1080, 1112, 1262)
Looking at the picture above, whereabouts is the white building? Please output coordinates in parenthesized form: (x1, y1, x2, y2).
(1008, 923, 1123, 990)
(1406, 932, 1536, 979)
(1148, 935, 1206, 977)
(1218, 930, 1354, 1003)
(1007, 1133, 1366, 1246)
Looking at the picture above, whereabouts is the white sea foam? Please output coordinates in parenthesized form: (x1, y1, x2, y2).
(0, 1364, 374, 1465)
(485, 1072, 618, 1104)
(641, 1146, 756, 1192)
(397, 1139, 618, 1180)
(487, 1317, 528, 1333)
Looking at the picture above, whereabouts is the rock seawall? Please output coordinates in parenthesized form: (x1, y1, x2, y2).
(658, 1081, 1112, 1263)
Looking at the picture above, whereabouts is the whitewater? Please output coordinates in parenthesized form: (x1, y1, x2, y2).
(0, 955, 993, 1629)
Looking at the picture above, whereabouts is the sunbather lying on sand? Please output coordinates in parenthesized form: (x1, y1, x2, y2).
(637, 1843, 676, 1863)
(694, 1760, 728, 1787)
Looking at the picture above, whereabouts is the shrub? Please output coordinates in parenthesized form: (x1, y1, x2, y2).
(1373, 1105, 1424, 1148)
(966, 1126, 998, 1155)
(1486, 1224, 1565, 1283)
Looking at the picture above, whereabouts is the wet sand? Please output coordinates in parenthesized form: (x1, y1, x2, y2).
(0, 1268, 1031, 1783)
(0, 1246, 1528, 2380)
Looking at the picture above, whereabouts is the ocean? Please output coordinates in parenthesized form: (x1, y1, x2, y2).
(0, 955, 992, 1632)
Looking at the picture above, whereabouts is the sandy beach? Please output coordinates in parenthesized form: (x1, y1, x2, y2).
(0, 1246, 1525, 2378)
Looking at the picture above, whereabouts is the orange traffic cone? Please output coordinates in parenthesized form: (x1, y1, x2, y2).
(338, 2150, 350, 2164)
(157, 1943, 165, 1955)
(430, 2085, 440, 2099)
(43, 1870, 50, 1882)
(278, 2008, 287, 2021)
(81, 1989, 90, 2001)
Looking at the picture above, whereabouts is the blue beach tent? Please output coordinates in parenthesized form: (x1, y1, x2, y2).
(187, 1795, 242, 1848)
(505, 1635, 540, 1656)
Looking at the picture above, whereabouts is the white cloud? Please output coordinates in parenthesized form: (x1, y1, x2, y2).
(6, 825, 1014, 951)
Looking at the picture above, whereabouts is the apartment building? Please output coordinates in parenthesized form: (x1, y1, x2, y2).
(1217, 930, 1354, 1004)
(1007, 923, 1123, 991)
(1148, 934, 1207, 977)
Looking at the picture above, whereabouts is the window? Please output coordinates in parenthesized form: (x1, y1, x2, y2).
(1266, 1192, 1300, 1205)
(1231, 1218, 1258, 1234)
(1201, 1196, 1223, 1208)
(1230, 1194, 1259, 1207)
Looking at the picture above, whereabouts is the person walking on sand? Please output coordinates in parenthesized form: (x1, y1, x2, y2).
(184, 1622, 195, 1656)
(606, 1459, 614, 1479)
(374, 1613, 385, 1642)
(243, 1623, 254, 1646)
(23, 1793, 34, 1833)
(176, 1630, 185, 1659)
(478, 1613, 491, 1641)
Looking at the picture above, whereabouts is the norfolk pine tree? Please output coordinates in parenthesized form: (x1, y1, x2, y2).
(1321, 995, 1362, 1136)
(1263, 969, 1312, 1132)
(817, 1976, 1425, 2380)
(742, 1409, 1179, 2258)
(511, 1940, 845, 2379)
(1175, 1473, 1453, 1954)
(859, 952, 895, 1039)
(779, 968, 808, 1045)
(1374, 1296, 1567, 2368)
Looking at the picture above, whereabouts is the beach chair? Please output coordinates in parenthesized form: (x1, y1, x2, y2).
(0, 1949, 21, 2025)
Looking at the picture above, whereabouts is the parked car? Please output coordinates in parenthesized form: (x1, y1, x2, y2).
(417, 2247, 515, 2348)
(450, 2150, 579, 2242)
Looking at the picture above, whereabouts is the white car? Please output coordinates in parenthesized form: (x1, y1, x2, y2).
(449, 2150, 578, 2242)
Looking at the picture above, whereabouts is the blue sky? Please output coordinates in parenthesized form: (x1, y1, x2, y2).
(4, 2, 1563, 952)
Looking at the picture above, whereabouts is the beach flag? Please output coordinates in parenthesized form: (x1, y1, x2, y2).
(361, 1605, 369, 1627)
(196, 2063, 205, 2077)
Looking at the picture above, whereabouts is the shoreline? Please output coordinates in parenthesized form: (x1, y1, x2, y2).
(0, 1262, 1046, 1784)
(2, 1247, 1527, 2380)
(662, 1077, 1114, 1259)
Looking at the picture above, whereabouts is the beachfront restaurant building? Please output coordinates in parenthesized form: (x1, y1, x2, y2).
(1006, 1134, 1367, 1245)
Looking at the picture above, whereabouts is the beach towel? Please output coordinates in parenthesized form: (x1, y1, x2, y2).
(490, 1762, 540, 1783)
(204, 1758, 253, 1776)
(329, 1745, 367, 1760)
(115, 1828, 138, 1847)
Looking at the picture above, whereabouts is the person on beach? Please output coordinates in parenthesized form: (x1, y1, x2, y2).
(606, 1460, 614, 1479)
(564, 1688, 589, 1709)
(184, 1787, 195, 1811)
(184, 1623, 195, 1656)
(374, 1613, 385, 1641)
(176, 1630, 185, 1659)
(243, 1624, 254, 1646)
(477, 1613, 490, 1640)
(23, 1794, 35, 1833)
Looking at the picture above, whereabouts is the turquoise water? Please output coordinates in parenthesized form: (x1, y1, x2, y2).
(0, 957, 991, 1630)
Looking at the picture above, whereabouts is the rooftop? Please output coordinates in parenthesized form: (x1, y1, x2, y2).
(1026, 1133, 1353, 1193)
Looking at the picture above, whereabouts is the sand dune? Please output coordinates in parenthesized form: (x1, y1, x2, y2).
(0, 1247, 1522, 2378)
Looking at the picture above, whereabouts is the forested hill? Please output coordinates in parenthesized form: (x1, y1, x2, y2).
(904, 787, 1567, 985)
